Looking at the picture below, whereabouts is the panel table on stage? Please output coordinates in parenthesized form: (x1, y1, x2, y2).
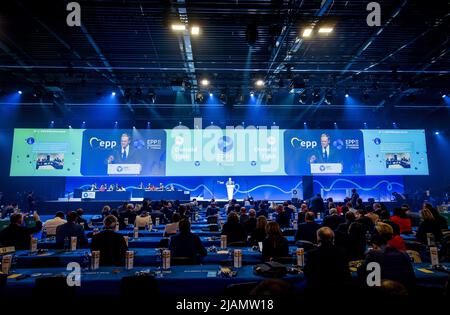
(131, 189, 191, 200)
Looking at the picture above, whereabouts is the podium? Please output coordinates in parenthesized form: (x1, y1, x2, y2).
(226, 178, 235, 201)
(107, 164, 141, 175)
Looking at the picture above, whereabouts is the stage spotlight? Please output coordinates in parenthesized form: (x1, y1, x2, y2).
(302, 28, 313, 38)
(345, 88, 349, 98)
(245, 23, 258, 45)
(442, 94, 446, 99)
(219, 91, 227, 105)
(250, 91, 255, 97)
(178, 121, 182, 125)
(363, 122, 368, 128)
(191, 26, 200, 35)
(171, 24, 186, 31)
(111, 91, 116, 96)
(318, 27, 333, 34)
(435, 131, 440, 135)
(195, 92, 205, 104)
(17, 90, 23, 95)
(133, 126, 136, 129)
(68, 125, 72, 129)
(201, 79, 209, 86)
(298, 91, 307, 104)
(333, 122, 338, 129)
(324, 89, 333, 104)
(114, 121, 118, 128)
(49, 121, 55, 128)
(81, 121, 86, 128)
(255, 79, 265, 87)
(312, 88, 321, 103)
(209, 92, 213, 97)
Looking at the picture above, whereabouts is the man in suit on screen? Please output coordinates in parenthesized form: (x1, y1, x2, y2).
(107, 133, 139, 164)
(309, 133, 341, 164)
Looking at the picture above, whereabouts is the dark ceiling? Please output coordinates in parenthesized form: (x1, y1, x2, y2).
(0, 0, 449, 126)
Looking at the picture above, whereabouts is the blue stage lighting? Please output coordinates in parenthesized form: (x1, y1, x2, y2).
(435, 131, 439, 135)
(111, 92, 116, 96)
(18, 90, 23, 95)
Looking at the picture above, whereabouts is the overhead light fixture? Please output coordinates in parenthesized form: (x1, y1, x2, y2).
(435, 131, 440, 135)
(318, 27, 333, 34)
(201, 79, 209, 86)
(302, 28, 313, 37)
(191, 26, 200, 35)
(255, 79, 265, 87)
(111, 91, 116, 96)
(17, 90, 23, 95)
(171, 24, 186, 31)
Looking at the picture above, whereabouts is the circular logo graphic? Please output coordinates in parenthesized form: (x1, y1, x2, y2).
(194, 161, 200, 167)
(116, 166, 123, 172)
(175, 136, 184, 146)
(133, 139, 145, 149)
(319, 165, 326, 172)
(373, 138, 381, 145)
(217, 136, 233, 153)
(333, 139, 344, 150)
(251, 161, 257, 166)
(26, 137, 35, 145)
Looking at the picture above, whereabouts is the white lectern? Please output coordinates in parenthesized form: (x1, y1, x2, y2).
(226, 177, 235, 201)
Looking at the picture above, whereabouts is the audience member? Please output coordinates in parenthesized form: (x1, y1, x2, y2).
(0, 212, 42, 249)
(55, 211, 88, 249)
(90, 215, 128, 266)
(323, 208, 344, 230)
(43, 211, 66, 235)
(169, 219, 207, 263)
(249, 215, 267, 244)
(261, 222, 289, 262)
(221, 212, 247, 244)
(295, 211, 320, 243)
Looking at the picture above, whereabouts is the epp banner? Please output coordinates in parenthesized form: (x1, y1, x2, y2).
(80, 129, 166, 176)
(284, 130, 365, 175)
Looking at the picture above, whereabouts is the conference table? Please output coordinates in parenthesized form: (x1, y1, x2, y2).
(11, 246, 298, 268)
(74, 189, 191, 201)
(3, 263, 449, 297)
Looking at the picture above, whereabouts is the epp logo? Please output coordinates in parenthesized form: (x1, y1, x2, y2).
(26, 137, 35, 145)
(218, 136, 233, 153)
(116, 166, 123, 172)
(291, 137, 317, 149)
(373, 138, 381, 145)
(89, 137, 117, 149)
(319, 165, 326, 172)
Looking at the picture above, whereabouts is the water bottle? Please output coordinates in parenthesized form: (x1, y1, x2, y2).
(64, 237, 69, 251)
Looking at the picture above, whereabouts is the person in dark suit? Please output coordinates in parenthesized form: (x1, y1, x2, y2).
(303, 227, 351, 291)
(76, 208, 90, 230)
(309, 133, 342, 164)
(262, 222, 289, 262)
(350, 188, 359, 208)
(295, 212, 321, 243)
(359, 222, 415, 290)
(0, 212, 42, 250)
(55, 211, 88, 249)
(309, 194, 325, 214)
(256, 204, 268, 218)
(90, 215, 128, 266)
(416, 207, 443, 244)
(206, 202, 219, 216)
(221, 212, 247, 244)
(322, 208, 345, 230)
(107, 133, 139, 164)
(169, 219, 207, 263)
(244, 209, 257, 234)
(275, 205, 291, 229)
(149, 206, 168, 224)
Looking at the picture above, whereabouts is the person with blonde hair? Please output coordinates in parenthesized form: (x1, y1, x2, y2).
(416, 207, 443, 244)
(262, 221, 289, 262)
